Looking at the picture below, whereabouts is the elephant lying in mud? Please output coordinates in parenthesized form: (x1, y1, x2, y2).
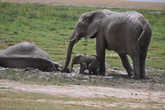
(0, 42, 62, 72)
(71, 54, 100, 75)
(63, 9, 152, 79)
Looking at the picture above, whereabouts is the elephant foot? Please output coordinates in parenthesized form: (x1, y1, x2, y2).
(140, 73, 146, 79)
(99, 72, 105, 76)
(79, 72, 85, 74)
(61, 68, 71, 73)
(132, 75, 142, 80)
(128, 72, 134, 78)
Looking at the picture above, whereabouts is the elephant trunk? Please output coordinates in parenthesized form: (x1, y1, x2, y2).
(71, 63, 74, 72)
(63, 30, 79, 72)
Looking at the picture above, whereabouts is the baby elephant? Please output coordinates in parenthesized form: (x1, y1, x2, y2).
(71, 54, 100, 75)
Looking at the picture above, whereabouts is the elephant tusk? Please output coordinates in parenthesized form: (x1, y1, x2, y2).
(138, 30, 145, 41)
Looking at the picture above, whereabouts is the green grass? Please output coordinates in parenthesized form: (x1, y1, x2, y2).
(0, 3, 165, 110)
(0, 2, 165, 71)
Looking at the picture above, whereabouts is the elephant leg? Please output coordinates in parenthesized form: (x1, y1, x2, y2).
(139, 48, 148, 79)
(96, 37, 105, 75)
(88, 65, 92, 74)
(80, 64, 84, 74)
(119, 54, 133, 78)
(80, 63, 86, 74)
(89, 68, 93, 75)
(131, 50, 141, 79)
(71, 64, 74, 72)
(88, 63, 95, 75)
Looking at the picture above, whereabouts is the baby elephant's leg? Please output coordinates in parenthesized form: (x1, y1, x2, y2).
(80, 63, 87, 74)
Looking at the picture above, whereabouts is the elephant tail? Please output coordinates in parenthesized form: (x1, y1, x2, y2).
(138, 30, 145, 41)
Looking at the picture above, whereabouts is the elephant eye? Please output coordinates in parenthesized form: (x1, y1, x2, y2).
(85, 18, 89, 22)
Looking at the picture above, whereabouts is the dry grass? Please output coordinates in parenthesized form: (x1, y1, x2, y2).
(1, 0, 165, 10)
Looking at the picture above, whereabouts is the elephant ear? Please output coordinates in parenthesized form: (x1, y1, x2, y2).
(85, 11, 105, 39)
(86, 20, 100, 39)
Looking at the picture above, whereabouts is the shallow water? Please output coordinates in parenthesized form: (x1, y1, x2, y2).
(128, 0, 165, 3)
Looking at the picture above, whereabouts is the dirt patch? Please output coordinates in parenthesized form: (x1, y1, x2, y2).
(35, 99, 163, 109)
(1, 67, 165, 109)
(1, 79, 165, 109)
(0, 79, 165, 103)
(1, 0, 165, 10)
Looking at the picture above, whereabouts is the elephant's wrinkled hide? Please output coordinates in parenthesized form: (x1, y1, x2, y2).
(0, 42, 50, 59)
(0, 42, 60, 72)
(63, 9, 152, 79)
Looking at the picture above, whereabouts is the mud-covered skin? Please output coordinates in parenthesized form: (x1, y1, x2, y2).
(63, 9, 152, 79)
(71, 54, 100, 75)
(0, 57, 57, 72)
(0, 42, 50, 59)
(0, 42, 61, 72)
(88, 59, 100, 75)
(53, 62, 63, 71)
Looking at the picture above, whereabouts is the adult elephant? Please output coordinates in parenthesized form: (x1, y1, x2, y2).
(0, 42, 50, 59)
(0, 42, 62, 72)
(63, 9, 152, 79)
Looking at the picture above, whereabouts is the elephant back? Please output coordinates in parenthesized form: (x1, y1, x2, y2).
(0, 42, 50, 60)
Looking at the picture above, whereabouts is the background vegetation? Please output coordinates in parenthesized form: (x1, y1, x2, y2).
(0, 2, 165, 72)
(0, 2, 165, 110)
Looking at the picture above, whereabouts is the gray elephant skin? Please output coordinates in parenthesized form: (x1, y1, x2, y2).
(63, 9, 152, 79)
(71, 54, 100, 75)
(0, 42, 61, 72)
(88, 56, 101, 75)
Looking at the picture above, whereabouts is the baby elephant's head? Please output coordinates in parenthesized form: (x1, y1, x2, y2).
(71, 54, 85, 71)
(72, 54, 85, 64)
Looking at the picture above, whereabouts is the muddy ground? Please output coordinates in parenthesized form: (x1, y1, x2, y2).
(0, 67, 165, 106)
(0, 66, 165, 109)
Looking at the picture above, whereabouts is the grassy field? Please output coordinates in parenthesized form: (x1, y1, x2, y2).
(0, 2, 165, 71)
(0, 2, 165, 110)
